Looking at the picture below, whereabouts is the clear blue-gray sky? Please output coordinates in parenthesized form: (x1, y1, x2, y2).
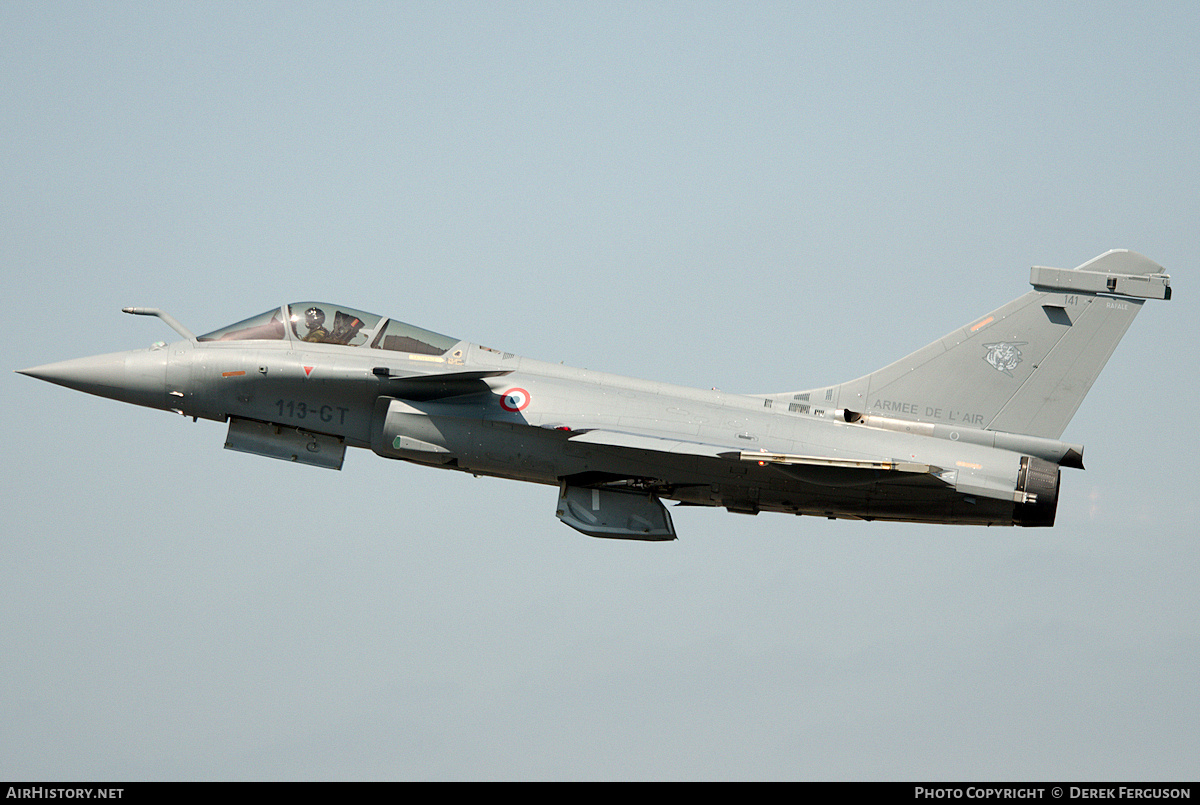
(2, 1, 1196, 780)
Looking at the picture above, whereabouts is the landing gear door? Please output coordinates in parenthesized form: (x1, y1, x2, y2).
(556, 484, 677, 541)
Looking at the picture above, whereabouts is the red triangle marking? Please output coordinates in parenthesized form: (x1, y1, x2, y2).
(303, 366, 314, 377)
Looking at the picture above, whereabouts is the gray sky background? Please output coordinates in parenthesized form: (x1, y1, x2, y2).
(2, 1, 1196, 780)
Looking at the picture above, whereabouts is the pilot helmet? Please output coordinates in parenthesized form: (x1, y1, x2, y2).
(305, 307, 326, 330)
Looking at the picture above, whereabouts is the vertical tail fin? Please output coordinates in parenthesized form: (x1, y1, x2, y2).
(777, 251, 1171, 439)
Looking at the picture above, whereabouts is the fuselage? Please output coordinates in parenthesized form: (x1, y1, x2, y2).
(21, 250, 1175, 536)
(25, 327, 1062, 527)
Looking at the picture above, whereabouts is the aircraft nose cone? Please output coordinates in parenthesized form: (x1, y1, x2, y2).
(17, 348, 170, 410)
(18, 353, 128, 394)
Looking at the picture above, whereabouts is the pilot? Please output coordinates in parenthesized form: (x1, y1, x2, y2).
(301, 306, 329, 342)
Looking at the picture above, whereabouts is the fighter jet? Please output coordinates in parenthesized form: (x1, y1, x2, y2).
(18, 249, 1172, 540)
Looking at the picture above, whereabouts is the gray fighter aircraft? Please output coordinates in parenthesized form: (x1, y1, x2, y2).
(19, 249, 1171, 540)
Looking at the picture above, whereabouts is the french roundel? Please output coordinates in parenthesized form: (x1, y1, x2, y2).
(499, 387, 531, 412)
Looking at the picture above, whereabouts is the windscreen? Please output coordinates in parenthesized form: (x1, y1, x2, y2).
(197, 309, 286, 341)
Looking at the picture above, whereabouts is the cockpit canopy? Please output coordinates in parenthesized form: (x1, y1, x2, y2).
(197, 303, 460, 356)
